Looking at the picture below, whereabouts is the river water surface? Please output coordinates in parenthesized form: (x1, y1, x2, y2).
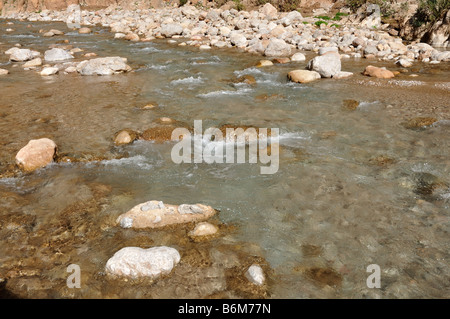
(0, 20, 449, 298)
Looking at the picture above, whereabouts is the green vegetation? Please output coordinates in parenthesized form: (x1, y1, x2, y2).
(233, 0, 245, 11)
(334, 12, 349, 20)
(412, 0, 450, 27)
(314, 15, 331, 20)
(314, 12, 349, 22)
(315, 20, 328, 27)
(179, 0, 188, 6)
(331, 23, 341, 28)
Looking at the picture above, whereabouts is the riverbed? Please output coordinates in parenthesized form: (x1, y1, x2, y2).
(0, 19, 449, 298)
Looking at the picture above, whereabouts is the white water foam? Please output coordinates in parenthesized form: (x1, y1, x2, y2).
(170, 76, 204, 85)
(197, 87, 253, 98)
(233, 67, 264, 77)
(85, 155, 153, 170)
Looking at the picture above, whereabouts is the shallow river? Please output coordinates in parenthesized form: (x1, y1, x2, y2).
(0, 20, 449, 298)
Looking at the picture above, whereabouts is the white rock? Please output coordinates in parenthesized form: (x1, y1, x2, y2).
(396, 59, 413, 68)
(245, 264, 265, 285)
(264, 38, 292, 57)
(0, 68, 9, 75)
(333, 71, 354, 79)
(290, 52, 306, 62)
(319, 47, 338, 56)
(307, 52, 341, 78)
(64, 66, 77, 73)
(114, 33, 126, 39)
(44, 48, 74, 62)
(76, 57, 131, 76)
(40, 67, 59, 76)
(160, 23, 183, 38)
(220, 26, 231, 37)
(189, 222, 218, 237)
(23, 57, 42, 68)
(230, 32, 247, 48)
(9, 48, 34, 62)
(260, 3, 277, 18)
(105, 246, 181, 278)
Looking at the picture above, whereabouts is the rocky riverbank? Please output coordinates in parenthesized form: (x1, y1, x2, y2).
(2, 3, 449, 65)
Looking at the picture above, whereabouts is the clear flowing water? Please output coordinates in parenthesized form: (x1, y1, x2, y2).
(0, 20, 449, 298)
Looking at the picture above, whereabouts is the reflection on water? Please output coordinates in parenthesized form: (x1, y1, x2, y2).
(0, 20, 449, 298)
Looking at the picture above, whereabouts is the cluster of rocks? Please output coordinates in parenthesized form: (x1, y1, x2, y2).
(2, 3, 449, 65)
(12, 136, 266, 284)
(106, 200, 219, 278)
(3, 45, 131, 76)
(107, 198, 265, 285)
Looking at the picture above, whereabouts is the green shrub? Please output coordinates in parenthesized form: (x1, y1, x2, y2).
(315, 20, 328, 27)
(233, 0, 245, 11)
(412, 0, 450, 27)
(315, 15, 331, 20)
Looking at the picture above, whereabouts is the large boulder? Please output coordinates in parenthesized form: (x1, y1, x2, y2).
(307, 52, 341, 78)
(160, 23, 183, 38)
(15, 138, 57, 172)
(44, 48, 74, 62)
(105, 246, 180, 279)
(116, 200, 217, 229)
(264, 38, 292, 57)
(76, 57, 132, 76)
(287, 70, 321, 83)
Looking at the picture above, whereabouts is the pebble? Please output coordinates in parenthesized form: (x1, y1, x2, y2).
(189, 222, 218, 237)
(245, 264, 265, 286)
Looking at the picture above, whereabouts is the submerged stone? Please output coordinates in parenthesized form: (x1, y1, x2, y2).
(402, 117, 438, 129)
(342, 99, 359, 110)
(114, 129, 138, 146)
(234, 75, 256, 85)
(413, 172, 447, 196)
(76, 57, 131, 75)
(189, 222, 218, 237)
(141, 126, 178, 143)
